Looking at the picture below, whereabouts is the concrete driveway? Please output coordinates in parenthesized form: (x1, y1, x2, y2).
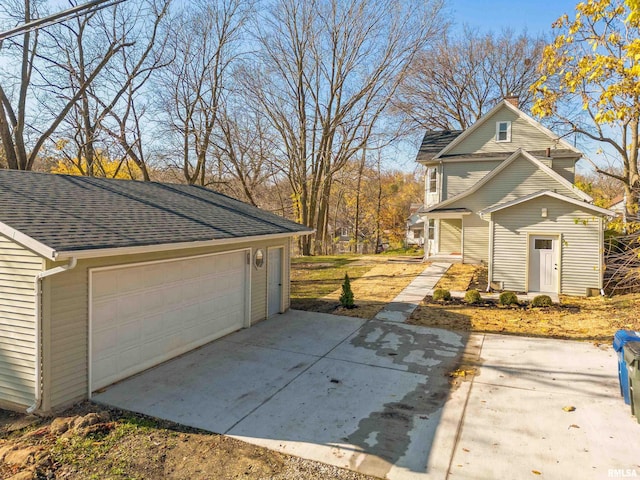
(93, 309, 475, 480)
(94, 310, 640, 480)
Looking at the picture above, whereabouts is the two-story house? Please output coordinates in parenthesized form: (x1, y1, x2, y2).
(417, 98, 613, 296)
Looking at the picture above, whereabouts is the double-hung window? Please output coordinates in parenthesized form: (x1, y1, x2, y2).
(427, 219, 435, 240)
(496, 121, 511, 142)
(427, 168, 437, 194)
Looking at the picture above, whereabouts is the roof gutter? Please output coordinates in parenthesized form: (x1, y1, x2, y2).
(52, 231, 313, 261)
(27, 257, 77, 414)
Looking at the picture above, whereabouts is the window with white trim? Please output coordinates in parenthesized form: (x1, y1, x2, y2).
(496, 121, 511, 142)
(427, 167, 437, 194)
(427, 219, 435, 240)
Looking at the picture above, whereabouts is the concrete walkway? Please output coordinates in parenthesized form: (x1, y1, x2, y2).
(374, 262, 451, 322)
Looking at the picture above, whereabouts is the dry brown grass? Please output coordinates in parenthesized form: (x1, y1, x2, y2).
(409, 294, 640, 340)
(434, 264, 483, 291)
(325, 261, 427, 319)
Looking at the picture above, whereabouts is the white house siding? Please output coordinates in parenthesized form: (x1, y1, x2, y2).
(0, 235, 43, 408)
(439, 219, 462, 254)
(43, 238, 290, 410)
(442, 160, 501, 199)
(448, 108, 559, 156)
(491, 196, 601, 295)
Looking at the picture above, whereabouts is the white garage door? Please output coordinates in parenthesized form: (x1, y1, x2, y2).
(90, 250, 249, 392)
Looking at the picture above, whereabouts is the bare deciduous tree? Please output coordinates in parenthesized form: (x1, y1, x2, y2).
(0, 0, 129, 170)
(395, 28, 545, 131)
(155, 0, 252, 186)
(47, 0, 172, 180)
(246, 0, 445, 255)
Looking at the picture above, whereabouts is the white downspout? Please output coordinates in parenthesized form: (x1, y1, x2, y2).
(27, 257, 77, 414)
(487, 217, 494, 292)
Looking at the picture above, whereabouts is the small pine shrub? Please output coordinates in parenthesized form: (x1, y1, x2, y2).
(464, 289, 482, 305)
(499, 291, 519, 306)
(531, 294, 553, 308)
(433, 288, 452, 302)
(339, 273, 355, 308)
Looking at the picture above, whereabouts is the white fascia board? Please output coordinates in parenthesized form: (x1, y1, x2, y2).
(54, 231, 313, 261)
(480, 190, 615, 216)
(0, 222, 56, 260)
(423, 149, 525, 211)
(420, 211, 472, 220)
(518, 150, 592, 202)
(425, 149, 591, 213)
(433, 100, 581, 159)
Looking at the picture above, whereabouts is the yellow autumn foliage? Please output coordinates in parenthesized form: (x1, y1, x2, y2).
(531, 0, 640, 125)
(51, 153, 142, 180)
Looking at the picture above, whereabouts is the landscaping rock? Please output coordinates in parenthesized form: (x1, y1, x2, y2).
(5, 469, 35, 480)
(4, 446, 42, 466)
(0, 444, 18, 462)
(72, 412, 101, 430)
(49, 416, 75, 435)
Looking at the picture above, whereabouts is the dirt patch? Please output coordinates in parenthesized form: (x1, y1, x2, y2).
(0, 402, 374, 480)
(409, 294, 640, 340)
(435, 264, 486, 291)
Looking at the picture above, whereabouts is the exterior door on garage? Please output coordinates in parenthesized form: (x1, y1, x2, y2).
(90, 250, 249, 392)
(267, 247, 283, 317)
(528, 236, 558, 293)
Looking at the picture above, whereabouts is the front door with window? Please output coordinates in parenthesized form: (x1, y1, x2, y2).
(529, 235, 558, 293)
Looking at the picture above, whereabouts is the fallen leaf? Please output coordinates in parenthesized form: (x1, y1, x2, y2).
(562, 406, 576, 412)
(532, 470, 542, 475)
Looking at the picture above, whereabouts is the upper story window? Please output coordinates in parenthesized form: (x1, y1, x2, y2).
(427, 167, 437, 194)
(496, 121, 511, 142)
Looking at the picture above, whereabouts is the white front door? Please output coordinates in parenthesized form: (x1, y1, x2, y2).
(267, 247, 283, 316)
(529, 236, 558, 293)
(425, 218, 439, 256)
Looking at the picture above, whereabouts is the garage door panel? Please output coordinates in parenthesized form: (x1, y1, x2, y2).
(91, 251, 248, 392)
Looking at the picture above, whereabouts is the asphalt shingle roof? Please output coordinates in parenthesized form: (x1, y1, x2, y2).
(416, 130, 463, 162)
(0, 170, 310, 253)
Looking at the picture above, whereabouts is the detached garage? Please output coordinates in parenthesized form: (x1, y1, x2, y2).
(0, 170, 311, 413)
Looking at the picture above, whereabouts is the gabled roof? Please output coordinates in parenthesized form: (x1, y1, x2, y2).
(433, 100, 581, 160)
(416, 130, 463, 163)
(479, 190, 614, 217)
(421, 149, 592, 214)
(0, 170, 311, 260)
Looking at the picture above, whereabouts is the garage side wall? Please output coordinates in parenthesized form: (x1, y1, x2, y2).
(491, 197, 601, 295)
(0, 234, 43, 409)
(44, 238, 289, 410)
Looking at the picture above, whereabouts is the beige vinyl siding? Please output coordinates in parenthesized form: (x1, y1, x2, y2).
(44, 238, 290, 410)
(551, 157, 576, 184)
(461, 214, 489, 263)
(0, 234, 43, 407)
(446, 154, 584, 263)
(439, 219, 462, 254)
(442, 160, 501, 199)
(447, 153, 585, 213)
(491, 196, 601, 295)
(448, 108, 559, 156)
